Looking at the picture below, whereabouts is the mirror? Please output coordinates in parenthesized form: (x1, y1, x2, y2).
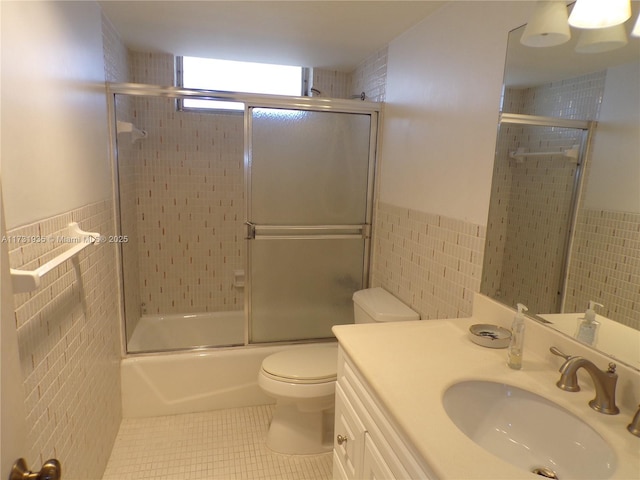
(482, 5, 640, 370)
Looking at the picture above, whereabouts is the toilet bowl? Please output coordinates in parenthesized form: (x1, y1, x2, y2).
(258, 287, 420, 455)
(258, 345, 338, 454)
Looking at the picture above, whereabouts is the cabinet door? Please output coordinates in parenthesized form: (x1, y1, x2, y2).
(333, 384, 365, 479)
(362, 432, 396, 480)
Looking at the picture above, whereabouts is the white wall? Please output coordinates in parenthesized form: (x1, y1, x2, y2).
(0, 0, 111, 229)
(583, 61, 640, 213)
(379, 1, 533, 225)
(0, 183, 26, 480)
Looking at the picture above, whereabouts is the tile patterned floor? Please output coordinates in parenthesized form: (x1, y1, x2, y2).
(102, 405, 333, 480)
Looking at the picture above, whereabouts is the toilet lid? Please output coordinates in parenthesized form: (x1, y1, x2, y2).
(262, 346, 337, 382)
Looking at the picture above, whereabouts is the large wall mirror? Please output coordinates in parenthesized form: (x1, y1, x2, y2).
(482, 2, 640, 370)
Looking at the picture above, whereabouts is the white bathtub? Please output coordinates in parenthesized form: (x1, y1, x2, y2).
(121, 343, 335, 418)
(128, 310, 244, 352)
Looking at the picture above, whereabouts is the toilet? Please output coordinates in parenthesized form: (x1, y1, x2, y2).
(258, 287, 420, 454)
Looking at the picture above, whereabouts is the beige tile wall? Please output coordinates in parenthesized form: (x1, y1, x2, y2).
(120, 51, 388, 317)
(311, 46, 388, 102)
(350, 46, 388, 102)
(483, 72, 606, 312)
(566, 209, 640, 330)
(124, 53, 245, 315)
(310, 68, 351, 98)
(505, 71, 605, 120)
(8, 200, 121, 479)
(483, 123, 584, 313)
(372, 202, 486, 319)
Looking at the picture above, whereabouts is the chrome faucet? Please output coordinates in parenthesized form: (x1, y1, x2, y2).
(550, 347, 619, 415)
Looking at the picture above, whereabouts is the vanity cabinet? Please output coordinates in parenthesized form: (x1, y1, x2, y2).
(332, 347, 434, 480)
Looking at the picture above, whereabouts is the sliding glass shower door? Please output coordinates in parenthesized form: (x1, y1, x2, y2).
(247, 107, 375, 343)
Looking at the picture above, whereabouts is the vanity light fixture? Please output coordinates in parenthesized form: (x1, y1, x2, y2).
(568, 0, 631, 29)
(575, 24, 629, 53)
(520, 1, 571, 47)
(632, 13, 640, 37)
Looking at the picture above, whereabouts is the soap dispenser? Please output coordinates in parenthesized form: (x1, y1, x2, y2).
(507, 303, 528, 370)
(575, 301, 603, 346)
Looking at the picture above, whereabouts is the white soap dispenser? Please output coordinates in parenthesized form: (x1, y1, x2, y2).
(507, 303, 528, 370)
(575, 301, 603, 346)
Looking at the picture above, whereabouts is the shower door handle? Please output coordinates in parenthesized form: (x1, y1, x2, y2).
(249, 224, 370, 240)
(245, 222, 256, 240)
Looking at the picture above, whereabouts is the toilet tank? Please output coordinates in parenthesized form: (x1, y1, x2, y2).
(352, 287, 420, 324)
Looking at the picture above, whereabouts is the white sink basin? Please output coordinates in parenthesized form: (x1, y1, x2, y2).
(443, 380, 617, 479)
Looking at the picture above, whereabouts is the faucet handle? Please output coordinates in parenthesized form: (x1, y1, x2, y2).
(628, 404, 640, 437)
(550, 346, 571, 360)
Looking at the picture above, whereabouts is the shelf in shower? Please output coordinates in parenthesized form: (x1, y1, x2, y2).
(10, 222, 101, 293)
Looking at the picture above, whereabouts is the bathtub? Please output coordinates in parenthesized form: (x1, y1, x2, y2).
(121, 343, 335, 418)
(128, 310, 245, 352)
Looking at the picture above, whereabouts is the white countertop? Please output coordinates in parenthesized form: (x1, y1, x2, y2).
(333, 308, 640, 479)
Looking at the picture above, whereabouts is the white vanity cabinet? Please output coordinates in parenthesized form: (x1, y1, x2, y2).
(332, 347, 435, 480)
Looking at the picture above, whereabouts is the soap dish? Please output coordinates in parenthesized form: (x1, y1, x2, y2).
(469, 324, 511, 349)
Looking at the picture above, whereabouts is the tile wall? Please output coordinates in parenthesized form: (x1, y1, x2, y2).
(371, 202, 486, 319)
(311, 46, 388, 102)
(350, 46, 388, 102)
(484, 70, 639, 326)
(7, 200, 121, 479)
(118, 50, 388, 319)
(361, 47, 482, 320)
(565, 209, 640, 330)
(483, 122, 585, 313)
(122, 53, 245, 316)
(311, 68, 351, 98)
(483, 72, 606, 312)
(0, 13, 126, 479)
(504, 71, 605, 119)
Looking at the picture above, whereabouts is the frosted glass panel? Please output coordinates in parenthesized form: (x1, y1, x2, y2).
(250, 238, 365, 343)
(250, 108, 371, 224)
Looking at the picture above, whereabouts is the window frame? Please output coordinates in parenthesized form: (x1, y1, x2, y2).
(175, 56, 309, 114)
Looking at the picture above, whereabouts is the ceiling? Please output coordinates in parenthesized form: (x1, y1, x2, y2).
(99, 1, 446, 71)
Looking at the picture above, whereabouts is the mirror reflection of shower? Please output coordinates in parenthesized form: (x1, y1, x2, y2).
(481, 118, 590, 314)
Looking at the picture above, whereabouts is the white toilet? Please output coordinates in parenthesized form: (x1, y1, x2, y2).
(258, 287, 420, 454)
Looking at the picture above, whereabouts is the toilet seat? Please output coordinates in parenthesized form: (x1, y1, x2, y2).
(261, 346, 337, 384)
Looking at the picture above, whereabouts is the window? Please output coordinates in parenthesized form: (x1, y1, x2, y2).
(178, 56, 305, 112)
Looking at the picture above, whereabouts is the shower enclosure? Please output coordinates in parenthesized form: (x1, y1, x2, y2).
(108, 85, 379, 353)
(481, 113, 593, 314)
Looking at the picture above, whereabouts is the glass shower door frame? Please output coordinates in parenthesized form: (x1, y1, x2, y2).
(106, 82, 381, 354)
(243, 103, 379, 345)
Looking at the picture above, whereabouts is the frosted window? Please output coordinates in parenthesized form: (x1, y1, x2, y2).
(179, 56, 303, 111)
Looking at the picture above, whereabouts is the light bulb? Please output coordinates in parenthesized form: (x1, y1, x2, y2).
(568, 0, 631, 29)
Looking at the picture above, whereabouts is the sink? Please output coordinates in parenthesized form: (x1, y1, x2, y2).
(443, 380, 617, 479)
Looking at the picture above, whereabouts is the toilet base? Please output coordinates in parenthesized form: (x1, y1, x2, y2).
(266, 403, 334, 455)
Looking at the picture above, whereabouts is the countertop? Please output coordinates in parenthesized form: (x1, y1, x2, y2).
(333, 314, 640, 479)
